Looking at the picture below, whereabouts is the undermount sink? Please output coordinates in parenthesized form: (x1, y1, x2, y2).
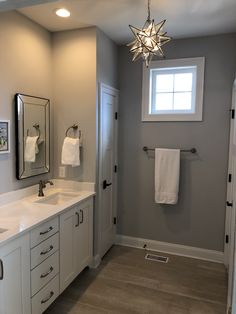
(0, 228, 8, 234)
(35, 192, 80, 206)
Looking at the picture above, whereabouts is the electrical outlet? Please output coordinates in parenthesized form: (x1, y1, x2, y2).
(59, 166, 66, 178)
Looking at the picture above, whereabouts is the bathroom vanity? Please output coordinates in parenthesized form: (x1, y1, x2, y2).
(0, 180, 95, 314)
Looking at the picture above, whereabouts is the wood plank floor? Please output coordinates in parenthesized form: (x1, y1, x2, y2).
(45, 245, 227, 314)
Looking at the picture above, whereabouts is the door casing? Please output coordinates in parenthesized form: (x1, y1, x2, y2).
(225, 79, 236, 312)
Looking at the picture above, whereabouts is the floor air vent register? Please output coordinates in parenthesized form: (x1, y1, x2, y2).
(145, 253, 169, 263)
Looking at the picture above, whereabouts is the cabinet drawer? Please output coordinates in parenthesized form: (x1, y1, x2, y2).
(31, 274, 59, 314)
(30, 217, 58, 248)
(31, 251, 59, 297)
(31, 233, 59, 269)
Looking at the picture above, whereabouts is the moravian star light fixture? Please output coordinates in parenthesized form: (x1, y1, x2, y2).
(128, 0, 171, 67)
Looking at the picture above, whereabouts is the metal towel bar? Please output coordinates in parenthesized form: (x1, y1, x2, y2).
(143, 146, 197, 154)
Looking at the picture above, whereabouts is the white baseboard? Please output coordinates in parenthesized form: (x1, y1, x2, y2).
(90, 254, 101, 269)
(115, 234, 224, 263)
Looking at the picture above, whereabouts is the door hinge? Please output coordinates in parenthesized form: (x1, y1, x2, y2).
(226, 234, 229, 244)
(228, 173, 232, 182)
(114, 165, 118, 173)
(227, 201, 233, 207)
(113, 217, 117, 225)
(231, 109, 235, 119)
(115, 112, 118, 120)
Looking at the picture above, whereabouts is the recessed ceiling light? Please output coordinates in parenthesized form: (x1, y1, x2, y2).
(55, 8, 71, 18)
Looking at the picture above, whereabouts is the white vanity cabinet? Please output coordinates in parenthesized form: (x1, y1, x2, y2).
(0, 191, 94, 314)
(60, 198, 93, 292)
(0, 233, 31, 314)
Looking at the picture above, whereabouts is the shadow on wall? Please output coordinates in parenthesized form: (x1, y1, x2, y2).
(161, 154, 200, 233)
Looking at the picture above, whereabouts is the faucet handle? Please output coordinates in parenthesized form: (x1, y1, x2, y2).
(39, 180, 46, 188)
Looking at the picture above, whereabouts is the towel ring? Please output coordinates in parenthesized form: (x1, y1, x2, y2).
(65, 124, 81, 139)
(33, 124, 41, 139)
(27, 124, 41, 143)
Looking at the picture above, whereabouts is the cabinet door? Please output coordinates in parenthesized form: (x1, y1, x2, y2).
(60, 198, 94, 293)
(76, 198, 93, 274)
(60, 206, 78, 293)
(0, 233, 31, 314)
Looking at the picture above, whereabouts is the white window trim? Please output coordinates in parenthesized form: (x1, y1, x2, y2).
(142, 57, 205, 122)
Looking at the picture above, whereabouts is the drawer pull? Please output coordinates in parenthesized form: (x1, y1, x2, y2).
(80, 209, 84, 224)
(40, 266, 54, 278)
(40, 226, 53, 235)
(0, 259, 3, 280)
(41, 291, 54, 304)
(40, 245, 53, 255)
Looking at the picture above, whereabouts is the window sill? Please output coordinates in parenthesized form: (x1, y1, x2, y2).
(142, 112, 203, 122)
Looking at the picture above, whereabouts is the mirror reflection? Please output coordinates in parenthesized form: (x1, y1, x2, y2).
(15, 93, 50, 179)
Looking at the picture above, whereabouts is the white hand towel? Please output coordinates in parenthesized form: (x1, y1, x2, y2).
(61, 137, 80, 167)
(24, 136, 39, 162)
(155, 148, 180, 204)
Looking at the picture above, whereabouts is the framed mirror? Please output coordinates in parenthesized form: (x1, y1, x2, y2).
(15, 93, 50, 180)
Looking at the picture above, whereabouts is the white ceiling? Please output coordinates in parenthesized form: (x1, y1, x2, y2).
(8, 0, 236, 44)
(0, 0, 57, 11)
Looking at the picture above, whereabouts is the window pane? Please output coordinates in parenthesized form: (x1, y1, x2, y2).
(174, 73, 193, 92)
(156, 74, 173, 92)
(173, 92, 192, 110)
(156, 93, 173, 111)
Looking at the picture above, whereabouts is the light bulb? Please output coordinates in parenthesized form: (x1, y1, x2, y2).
(55, 8, 71, 18)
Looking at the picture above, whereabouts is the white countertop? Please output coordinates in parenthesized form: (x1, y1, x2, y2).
(0, 180, 95, 248)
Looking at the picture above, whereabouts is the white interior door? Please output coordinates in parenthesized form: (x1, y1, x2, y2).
(99, 83, 118, 258)
(226, 79, 236, 312)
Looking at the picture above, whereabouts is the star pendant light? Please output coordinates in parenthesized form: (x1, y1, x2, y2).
(127, 0, 171, 67)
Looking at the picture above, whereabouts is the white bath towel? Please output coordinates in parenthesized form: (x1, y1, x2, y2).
(155, 148, 180, 204)
(61, 137, 80, 167)
(24, 136, 39, 162)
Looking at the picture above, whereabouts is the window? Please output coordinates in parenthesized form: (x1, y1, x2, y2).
(142, 57, 205, 121)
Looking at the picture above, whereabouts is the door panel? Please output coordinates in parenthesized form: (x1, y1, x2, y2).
(99, 84, 118, 257)
(60, 199, 93, 293)
(76, 199, 93, 274)
(60, 207, 77, 292)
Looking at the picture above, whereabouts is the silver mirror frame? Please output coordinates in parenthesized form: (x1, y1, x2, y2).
(15, 93, 50, 180)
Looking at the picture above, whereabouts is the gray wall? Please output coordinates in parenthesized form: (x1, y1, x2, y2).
(52, 28, 118, 185)
(0, 14, 118, 196)
(52, 27, 97, 182)
(0, 11, 52, 194)
(96, 28, 118, 88)
(117, 33, 236, 252)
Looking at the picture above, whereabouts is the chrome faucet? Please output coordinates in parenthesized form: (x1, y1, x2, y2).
(38, 180, 54, 197)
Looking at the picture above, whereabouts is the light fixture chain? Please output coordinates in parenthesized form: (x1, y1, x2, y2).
(147, 0, 151, 21)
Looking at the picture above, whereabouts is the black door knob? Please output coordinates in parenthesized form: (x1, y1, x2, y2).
(103, 180, 112, 190)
